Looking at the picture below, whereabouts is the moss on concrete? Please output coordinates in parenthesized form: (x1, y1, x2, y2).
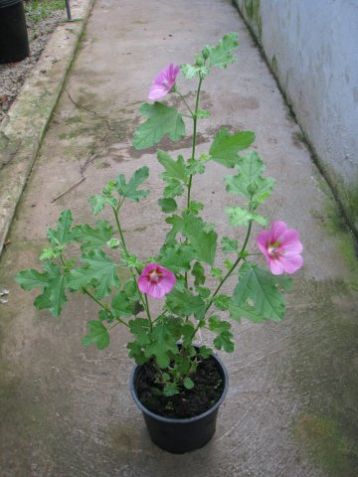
(244, 0, 262, 38)
(296, 414, 358, 477)
(289, 278, 358, 476)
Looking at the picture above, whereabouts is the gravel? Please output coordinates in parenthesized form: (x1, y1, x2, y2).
(0, 5, 66, 125)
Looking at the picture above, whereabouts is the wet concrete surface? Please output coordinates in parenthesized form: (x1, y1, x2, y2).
(1, 0, 358, 476)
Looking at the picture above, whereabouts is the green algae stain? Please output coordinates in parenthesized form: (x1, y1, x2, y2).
(288, 279, 358, 476)
(296, 415, 358, 477)
(244, 0, 262, 38)
(271, 54, 278, 75)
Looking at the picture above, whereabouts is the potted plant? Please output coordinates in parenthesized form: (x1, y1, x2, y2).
(16, 33, 303, 454)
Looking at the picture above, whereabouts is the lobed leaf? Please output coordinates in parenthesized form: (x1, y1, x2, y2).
(47, 210, 74, 246)
(231, 263, 292, 322)
(225, 152, 275, 208)
(72, 220, 113, 252)
(133, 103, 185, 150)
(82, 320, 110, 350)
(183, 215, 217, 265)
(115, 166, 150, 202)
(205, 32, 239, 69)
(68, 250, 120, 299)
(225, 206, 267, 226)
(210, 128, 255, 168)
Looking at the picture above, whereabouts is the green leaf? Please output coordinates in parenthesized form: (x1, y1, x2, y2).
(181, 322, 196, 346)
(224, 259, 234, 270)
(30, 263, 68, 317)
(209, 315, 235, 352)
(163, 382, 179, 397)
(183, 377, 195, 390)
(115, 166, 150, 202)
(192, 261, 206, 287)
(211, 267, 223, 280)
(157, 151, 187, 183)
(205, 32, 239, 68)
(127, 341, 147, 365)
(159, 242, 194, 273)
(82, 320, 110, 350)
(225, 152, 275, 208)
(210, 128, 255, 168)
(229, 302, 262, 323)
(183, 215, 217, 265)
(120, 253, 143, 270)
(181, 64, 201, 79)
(198, 345, 213, 359)
(133, 103, 185, 150)
(158, 198, 177, 213)
(68, 250, 120, 299)
(73, 220, 113, 252)
(112, 290, 143, 317)
(165, 214, 184, 241)
(221, 236, 239, 253)
(196, 109, 211, 119)
(129, 318, 151, 345)
(89, 194, 117, 215)
(185, 158, 206, 176)
(213, 294, 231, 311)
(231, 263, 292, 322)
(47, 210, 74, 246)
(39, 247, 61, 261)
(166, 288, 206, 320)
(163, 179, 185, 199)
(181, 62, 209, 80)
(107, 238, 121, 249)
(187, 200, 204, 216)
(16, 269, 49, 290)
(225, 206, 267, 226)
(145, 320, 179, 368)
(181, 63, 198, 79)
(197, 286, 211, 299)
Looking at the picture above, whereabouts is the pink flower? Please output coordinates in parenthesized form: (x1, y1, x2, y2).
(256, 221, 303, 275)
(148, 64, 180, 101)
(138, 263, 176, 299)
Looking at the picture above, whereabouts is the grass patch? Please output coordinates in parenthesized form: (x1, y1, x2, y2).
(25, 0, 65, 23)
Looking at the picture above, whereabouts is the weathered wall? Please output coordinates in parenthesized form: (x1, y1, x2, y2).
(234, 0, 358, 231)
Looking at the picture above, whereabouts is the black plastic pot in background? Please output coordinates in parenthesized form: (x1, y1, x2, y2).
(0, 0, 30, 64)
(130, 353, 229, 454)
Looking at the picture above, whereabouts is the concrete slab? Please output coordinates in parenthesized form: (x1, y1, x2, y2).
(0, 0, 95, 256)
(0, 0, 357, 476)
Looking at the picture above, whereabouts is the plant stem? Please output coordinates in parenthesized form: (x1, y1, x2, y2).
(186, 75, 203, 209)
(112, 206, 129, 256)
(208, 220, 253, 311)
(176, 90, 194, 117)
(184, 75, 204, 289)
(111, 206, 154, 330)
(144, 294, 153, 331)
(190, 221, 253, 340)
(82, 287, 129, 328)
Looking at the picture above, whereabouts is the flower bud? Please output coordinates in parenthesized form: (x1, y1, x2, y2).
(202, 47, 210, 59)
(195, 55, 205, 67)
(247, 183, 258, 196)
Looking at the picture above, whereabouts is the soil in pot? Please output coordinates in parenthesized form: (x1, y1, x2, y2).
(135, 355, 224, 419)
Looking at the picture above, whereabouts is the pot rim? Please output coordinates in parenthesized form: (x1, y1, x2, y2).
(130, 351, 229, 424)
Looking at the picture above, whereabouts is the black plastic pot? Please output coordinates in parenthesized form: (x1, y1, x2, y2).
(130, 353, 228, 454)
(0, 0, 30, 64)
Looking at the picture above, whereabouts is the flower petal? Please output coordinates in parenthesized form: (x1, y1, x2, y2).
(279, 254, 304, 274)
(271, 220, 289, 242)
(268, 258, 285, 275)
(148, 64, 180, 101)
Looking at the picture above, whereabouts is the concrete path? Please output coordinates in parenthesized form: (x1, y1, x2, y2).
(1, 1, 357, 476)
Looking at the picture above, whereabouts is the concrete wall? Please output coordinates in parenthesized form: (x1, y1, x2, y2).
(234, 0, 358, 231)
